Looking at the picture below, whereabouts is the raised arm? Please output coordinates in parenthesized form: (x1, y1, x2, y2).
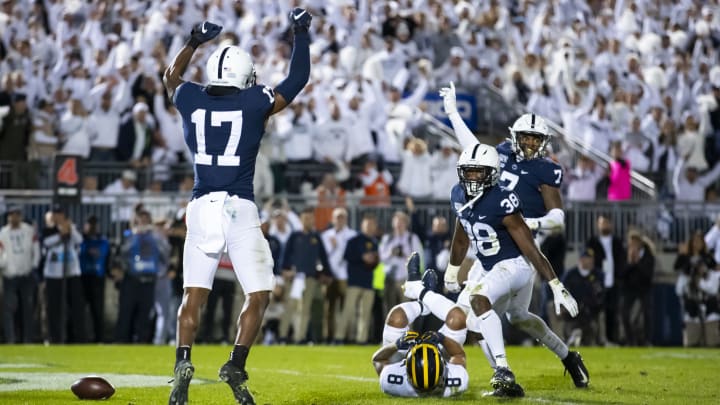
(439, 82, 478, 149)
(269, 8, 313, 116)
(163, 21, 223, 100)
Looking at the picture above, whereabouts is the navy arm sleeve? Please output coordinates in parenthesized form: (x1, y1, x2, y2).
(275, 31, 311, 104)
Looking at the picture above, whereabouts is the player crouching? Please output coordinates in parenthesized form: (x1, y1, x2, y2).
(372, 252, 469, 397)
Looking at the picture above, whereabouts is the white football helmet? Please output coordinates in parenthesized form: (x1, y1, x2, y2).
(509, 113, 551, 161)
(206, 45, 256, 89)
(457, 143, 499, 197)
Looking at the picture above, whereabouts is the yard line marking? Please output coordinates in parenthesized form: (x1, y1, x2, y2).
(0, 372, 204, 392)
(257, 368, 376, 383)
(0, 363, 49, 369)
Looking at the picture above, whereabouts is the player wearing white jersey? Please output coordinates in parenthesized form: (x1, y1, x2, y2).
(372, 253, 469, 398)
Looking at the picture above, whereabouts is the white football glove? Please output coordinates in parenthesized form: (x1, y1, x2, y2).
(444, 263, 461, 293)
(549, 278, 578, 317)
(403, 280, 424, 300)
(525, 218, 540, 232)
(438, 81, 457, 115)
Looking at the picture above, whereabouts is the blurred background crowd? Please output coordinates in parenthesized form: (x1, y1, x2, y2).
(1, 0, 720, 348)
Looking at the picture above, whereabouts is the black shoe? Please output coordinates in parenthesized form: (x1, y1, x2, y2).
(562, 351, 590, 388)
(168, 360, 194, 405)
(490, 367, 524, 397)
(406, 252, 421, 281)
(219, 361, 255, 404)
(422, 268, 439, 292)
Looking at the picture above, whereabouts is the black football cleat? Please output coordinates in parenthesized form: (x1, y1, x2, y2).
(421, 268, 439, 292)
(562, 351, 590, 388)
(406, 252, 422, 281)
(490, 367, 524, 397)
(168, 360, 194, 405)
(219, 361, 255, 404)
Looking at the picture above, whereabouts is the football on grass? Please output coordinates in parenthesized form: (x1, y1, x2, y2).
(71, 376, 115, 400)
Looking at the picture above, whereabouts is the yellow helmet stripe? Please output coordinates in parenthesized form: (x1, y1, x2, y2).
(410, 347, 418, 387)
(434, 346, 440, 385)
(422, 345, 429, 389)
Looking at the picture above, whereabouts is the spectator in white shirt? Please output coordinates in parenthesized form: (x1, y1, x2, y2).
(430, 139, 460, 200)
(103, 170, 139, 223)
(279, 101, 317, 163)
(320, 208, 357, 342)
(313, 98, 350, 164)
(397, 137, 433, 199)
(87, 90, 122, 162)
(567, 154, 605, 202)
(0, 205, 40, 343)
(29, 98, 58, 162)
(673, 160, 720, 202)
(379, 211, 424, 313)
(59, 97, 91, 159)
(153, 81, 189, 163)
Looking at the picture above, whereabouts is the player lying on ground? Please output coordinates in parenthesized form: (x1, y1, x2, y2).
(372, 252, 468, 397)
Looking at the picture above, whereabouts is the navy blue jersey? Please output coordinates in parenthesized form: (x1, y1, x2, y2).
(451, 183, 522, 269)
(173, 82, 275, 200)
(495, 141, 563, 218)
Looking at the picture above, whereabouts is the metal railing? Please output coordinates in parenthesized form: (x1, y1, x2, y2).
(1, 191, 716, 251)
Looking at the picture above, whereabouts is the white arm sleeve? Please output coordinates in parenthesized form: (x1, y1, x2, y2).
(447, 112, 478, 149)
(526, 208, 565, 231)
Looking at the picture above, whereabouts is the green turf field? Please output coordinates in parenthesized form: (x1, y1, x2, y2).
(0, 344, 718, 404)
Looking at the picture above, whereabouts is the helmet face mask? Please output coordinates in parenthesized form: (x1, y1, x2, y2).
(457, 143, 500, 198)
(509, 113, 551, 160)
(405, 342, 447, 394)
(206, 46, 257, 90)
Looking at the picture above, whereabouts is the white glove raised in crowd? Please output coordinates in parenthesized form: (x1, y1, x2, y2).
(439, 81, 458, 115)
(549, 278, 579, 317)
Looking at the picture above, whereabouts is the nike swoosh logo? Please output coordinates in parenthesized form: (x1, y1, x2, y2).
(477, 215, 487, 220)
(521, 170, 529, 174)
(578, 368, 588, 384)
(210, 200, 218, 202)
(201, 22, 208, 33)
(293, 10, 307, 20)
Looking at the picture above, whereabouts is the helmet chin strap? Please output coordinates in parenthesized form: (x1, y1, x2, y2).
(458, 191, 484, 213)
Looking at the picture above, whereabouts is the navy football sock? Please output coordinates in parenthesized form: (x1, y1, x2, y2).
(176, 346, 191, 366)
(230, 345, 250, 370)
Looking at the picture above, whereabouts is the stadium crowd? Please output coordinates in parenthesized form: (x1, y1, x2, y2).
(2, 0, 720, 202)
(1, 1, 720, 347)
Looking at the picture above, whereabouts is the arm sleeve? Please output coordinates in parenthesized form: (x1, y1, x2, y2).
(526, 208, 566, 231)
(448, 112, 478, 149)
(275, 31, 311, 104)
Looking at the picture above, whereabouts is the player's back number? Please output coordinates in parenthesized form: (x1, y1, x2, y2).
(191, 108, 243, 167)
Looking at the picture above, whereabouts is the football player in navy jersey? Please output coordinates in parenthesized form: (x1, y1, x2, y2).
(444, 143, 582, 396)
(440, 83, 590, 390)
(163, 8, 312, 405)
